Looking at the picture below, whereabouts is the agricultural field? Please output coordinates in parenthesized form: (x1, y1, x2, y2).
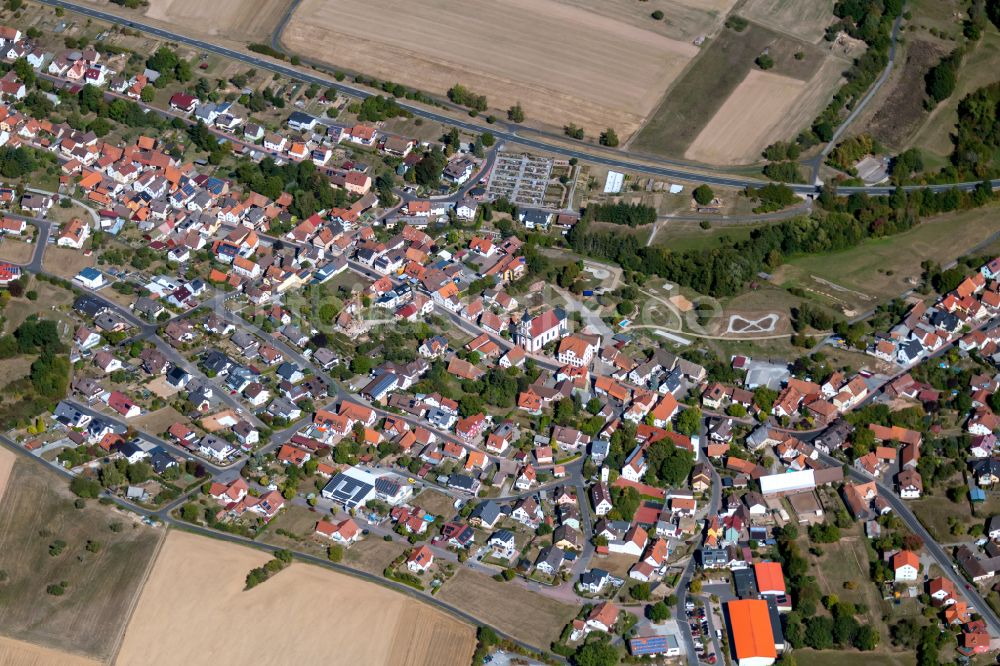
(0, 636, 100, 666)
(0, 460, 162, 661)
(631, 20, 840, 160)
(551, 0, 737, 42)
(77, 0, 293, 44)
(686, 60, 844, 164)
(773, 205, 1000, 314)
(739, 0, 835, 42)
(282, 0, 700, 137)
(436, 567, 577, 648)
(116, 530, 475, 666)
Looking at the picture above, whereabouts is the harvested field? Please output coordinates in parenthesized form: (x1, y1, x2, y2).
(77, 0, 292, 43)
(0, 446, 12, 502)
(0, 636, 100, 666)
(552, 0, 737, 42)
(686, 70, 805, 164)
(0, 460, 162, 661)
(436, 567, 577, 648)
(282, 0, 699, 136)
(740, 0, 835, 42)
(41, 246, 94, 281)
(864, 40, 947, 149)
(0, 238, 35, 264)
(631, 21, 833, 158)
(116, 530, 475, 666)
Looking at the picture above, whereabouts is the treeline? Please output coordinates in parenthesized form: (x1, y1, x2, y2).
(797, 0, 903, 149)
(582, 201, 657, 227)
(447, 84, 488, 112)
(568, 183, 992, 296)
(355, 95, 411, 122)
(827, 134, 883, 172)
(245, 549, 293, 589)
(951, 81, 1000, 179)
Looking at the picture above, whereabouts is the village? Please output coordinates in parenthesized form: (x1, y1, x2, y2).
(0, 4, 996, 666)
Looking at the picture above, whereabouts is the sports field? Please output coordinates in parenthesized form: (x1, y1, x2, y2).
(282, 0, 699, 137)
(117, 530, 475, 665)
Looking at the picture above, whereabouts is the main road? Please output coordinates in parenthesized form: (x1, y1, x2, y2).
(35, 0, 1000, 198)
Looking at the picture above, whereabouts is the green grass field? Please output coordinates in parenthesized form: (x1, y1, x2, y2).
(630, 21, 825, 157)
(774, 205, 1000, 313)
(907, 25, 1000, 158)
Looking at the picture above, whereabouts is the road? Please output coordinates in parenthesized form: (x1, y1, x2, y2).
(35, 0, 1000, 199)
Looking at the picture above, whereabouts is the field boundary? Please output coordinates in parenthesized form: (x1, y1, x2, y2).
(108, 526, 167, 664)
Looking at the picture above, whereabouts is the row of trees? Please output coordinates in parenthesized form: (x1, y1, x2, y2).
(581, 201, 657, 227)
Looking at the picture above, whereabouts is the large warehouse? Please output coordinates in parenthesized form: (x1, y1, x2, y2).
(725, 599, 777, 666)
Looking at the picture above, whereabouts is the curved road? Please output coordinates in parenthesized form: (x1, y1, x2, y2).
(35, 0, 1000, 199)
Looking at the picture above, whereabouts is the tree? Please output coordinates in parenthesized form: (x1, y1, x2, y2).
(693, 184, 715, 206)
(648, 601, 671, 622)
(804, 616, 835, 649)
(855, 624, 879, 650)
(573, 638, 618, 666)
(675, 407, 701, 436)
(599, 128, 619, 147)
(756, 54, 775, 70)
(181, 503, 200, 523)
(70, 477, 101, 498)
(630, 582, 651, 600)
(507, 102, 524, 123)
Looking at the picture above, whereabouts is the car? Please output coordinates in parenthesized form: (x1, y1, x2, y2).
(716, 629, 722, 639)
(707, 654, 717, 664)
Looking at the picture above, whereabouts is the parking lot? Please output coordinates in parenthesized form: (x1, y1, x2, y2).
(685, 600, 717, 664)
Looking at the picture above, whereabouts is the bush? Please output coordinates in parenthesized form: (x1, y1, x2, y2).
(651, 10, 664, 19)
(726, 15, 748, 31)
(693, 184, 714, 205)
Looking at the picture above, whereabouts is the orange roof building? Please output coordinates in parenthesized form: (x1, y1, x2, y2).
(753, 561, 786, 596)
(725, 599, 777, 666)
